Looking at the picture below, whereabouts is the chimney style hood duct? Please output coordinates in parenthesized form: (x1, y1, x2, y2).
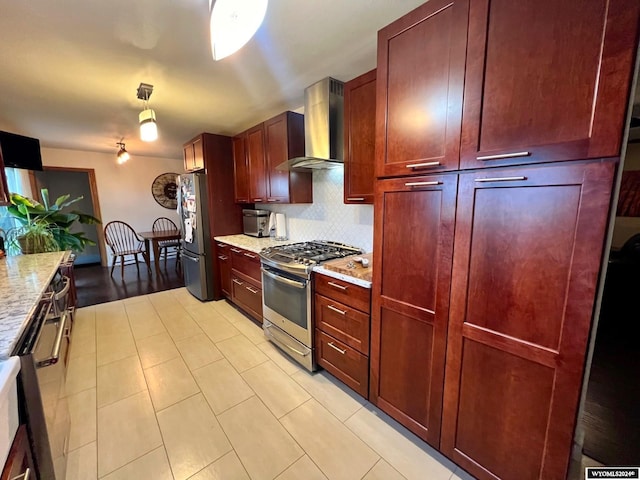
(278, 77, 344, 171)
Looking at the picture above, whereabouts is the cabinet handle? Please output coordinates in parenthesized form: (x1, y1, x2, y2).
(14, 468, 31, 480)
(327, 281, 347, 291)
(406, 161, 441, 169)
(476, 151, 530, 161)
(243, 252, 257, 259)
(253, 198, 264, 202)
(232, 278, 244, 286)
(216, 243, 225, 248)
(346, 197, 365, 201)
(246, 286, 259, 294)
(474, 176, 527, 183)
(327, 342, 347, 355)
(230, 248, 242, 253)
(404, 181, 442, 187)
(327, 305, 347, 315)
(218, 255, 228, 260)
(267, 198, 281, 202)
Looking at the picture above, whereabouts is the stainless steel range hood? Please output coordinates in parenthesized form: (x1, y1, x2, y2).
(277, 77, 344, 171)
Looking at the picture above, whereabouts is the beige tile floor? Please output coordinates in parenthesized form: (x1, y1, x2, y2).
(64, 288, 475, 480)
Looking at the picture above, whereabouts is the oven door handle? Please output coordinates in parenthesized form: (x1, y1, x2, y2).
(261, 268, 306, 289)
(36, 311, 68, 368)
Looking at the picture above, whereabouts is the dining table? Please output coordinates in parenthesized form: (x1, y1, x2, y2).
(137, 230, 181, 276)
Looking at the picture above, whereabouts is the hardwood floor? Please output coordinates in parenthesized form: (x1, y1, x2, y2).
(74, 259, 184, 307)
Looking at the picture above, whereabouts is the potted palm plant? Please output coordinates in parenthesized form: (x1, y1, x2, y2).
(6, 189, 101, 254)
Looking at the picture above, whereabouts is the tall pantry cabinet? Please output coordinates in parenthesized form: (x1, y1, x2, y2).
(370, 0, 640, 479)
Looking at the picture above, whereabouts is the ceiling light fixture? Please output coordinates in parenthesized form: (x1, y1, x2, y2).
(137, 83, 158, 142)
(116, 141, 130, 164)
(209, 0, 268, 61)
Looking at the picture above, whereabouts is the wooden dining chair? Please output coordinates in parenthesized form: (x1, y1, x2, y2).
(152, 217, 181, 270)
(104, 221, 149, 278)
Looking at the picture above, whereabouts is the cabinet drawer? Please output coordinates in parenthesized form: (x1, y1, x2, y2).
(230, 247, 261, 283)
(315, 330, 368, 398)
(315, 274, 371, 314)
(231, 275, 262, 323)
(315, 294, 369, 355)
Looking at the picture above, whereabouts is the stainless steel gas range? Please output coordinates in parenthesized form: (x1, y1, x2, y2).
(259, 241, 362, 371)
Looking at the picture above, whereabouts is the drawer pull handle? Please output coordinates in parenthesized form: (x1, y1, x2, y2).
(404, 181, 442, 187)
(327, 342, 347, 355)
(327, 281, 348, 291)
(14, 467, 31, 480)
(253, 198, 264, 202)
(218, 255, 228, 260)
(346, 197, 365, 201)
(232, 279, 244, 286)
(476, 151, 530, 161)
(406, 161, 441, 169)
(216, 244, 226, 248)
(475, 176, 527, 183)
(243, 252, 257, 259)
(267, 198, 280, 202)
(327, 305, 347, 315)
(230, 248, 242, 253)
(246, 286, 259, 294)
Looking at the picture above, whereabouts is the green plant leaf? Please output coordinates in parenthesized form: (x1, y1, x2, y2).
(54, 194, 71, 208)
(41, 189, 50, 210)
(72, 211, 101, 224)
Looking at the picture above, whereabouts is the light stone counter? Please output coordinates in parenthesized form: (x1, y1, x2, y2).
(0, 251, 66, 359)
(312, 266, 372, 289)
(213, 234, 298, 254)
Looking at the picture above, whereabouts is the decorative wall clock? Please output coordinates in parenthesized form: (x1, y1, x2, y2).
(151, 173, 178, 209)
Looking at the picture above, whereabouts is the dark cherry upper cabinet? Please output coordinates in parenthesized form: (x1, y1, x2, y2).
(344, 69, 376, 204)
(0, 149, 9, 206)
(460, 0, 640, 169)
(247, 124, 267, 203)
(183, 135, 204, 172)
(440, 161, 615, 480)
(264, 112, 312, 204)
(370, 174, 457, 447)
(375, 0, 468, 178)
(233, 133, 250, 203)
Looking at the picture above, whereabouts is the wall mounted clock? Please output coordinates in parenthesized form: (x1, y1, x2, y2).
(151, 172, 178, 209)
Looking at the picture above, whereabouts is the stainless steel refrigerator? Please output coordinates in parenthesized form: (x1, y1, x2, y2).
(178, 173, 214, 300)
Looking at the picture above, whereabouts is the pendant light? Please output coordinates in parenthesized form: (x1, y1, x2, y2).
(210, 0, 268, 61)
(137, 83, 158, 142)
(116, 141, 130, 164)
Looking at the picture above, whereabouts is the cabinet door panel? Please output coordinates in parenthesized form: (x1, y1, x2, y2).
(376, 0, 468, 177)
(441, 161, 616, 480)
(233, 135, 250, 203)
(344, 69, 376, 204)
(460, 0, 640, 169)
(247, 125, 267, 202)
(265, 114, 290, 202)
(370, 174, 457, 446)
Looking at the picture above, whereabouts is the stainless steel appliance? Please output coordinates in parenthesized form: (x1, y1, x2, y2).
(13, 274, 73, 480)
(260, 241, 362, 371)
(242, 209, 270, 237)
(178, 173, 214, 301)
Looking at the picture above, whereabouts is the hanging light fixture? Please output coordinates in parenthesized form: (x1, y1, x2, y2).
(116, 141, 130, 164)
(137, 83, 158, 142)
(210, 0, 268, 61)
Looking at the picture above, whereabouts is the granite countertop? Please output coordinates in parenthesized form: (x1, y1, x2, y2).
(213, 234, 297, 254)
(313, 265, 373, 289)
(0, 251, 67, 359)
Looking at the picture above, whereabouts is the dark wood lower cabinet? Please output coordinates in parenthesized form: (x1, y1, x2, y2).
(370, 174, 458, 447)
(1, 425, 35, 480)
(440, 161, 616, 480)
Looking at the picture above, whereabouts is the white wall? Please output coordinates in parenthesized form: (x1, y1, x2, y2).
(41, 147, 183, 262)
(612, 142, 640, 249)
(257, 167, 374, 252)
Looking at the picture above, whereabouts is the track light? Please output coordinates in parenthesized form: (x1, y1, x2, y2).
(137, 83, 158, 142)
(210, 0, 268, 61)
(116, 141, 130, 164)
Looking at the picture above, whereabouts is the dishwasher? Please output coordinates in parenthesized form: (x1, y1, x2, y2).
(13, 273, 73, 480)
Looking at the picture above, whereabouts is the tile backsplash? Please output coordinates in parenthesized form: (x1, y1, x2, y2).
(256, 167, 374, 252)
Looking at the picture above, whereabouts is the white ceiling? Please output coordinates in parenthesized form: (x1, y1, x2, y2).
(0, 0, 426, 160)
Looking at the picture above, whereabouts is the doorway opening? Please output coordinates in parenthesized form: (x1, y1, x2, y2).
(31, 166, 106, 266)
